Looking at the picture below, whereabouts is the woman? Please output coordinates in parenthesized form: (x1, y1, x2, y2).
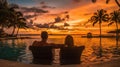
(64, 35, 74, 47)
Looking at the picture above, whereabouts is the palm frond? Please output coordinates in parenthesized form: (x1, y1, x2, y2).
(18, 18, 26, 21)
(106, 0, 110, 4)
(93, 20, 98, 26)
(88, 9, 109, 27)
(115, 0, 120, 7)
(109, 9, 120, 26)
(110, 10, 120, 22)
(16, 11, 23, 17)
(102, 14, 109, 21)
(108, 22, 114, 26)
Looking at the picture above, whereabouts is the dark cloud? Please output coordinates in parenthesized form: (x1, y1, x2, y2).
(83, 13, 92, 16)
(39, 1, 56, 9)
(35, 23, 59, 29)
(41, 5, 56, 9)
(35, 23, 69, 29)
(9, 3, 19, 8)
(20, 7, 49, 13)
(40, 1, 45, 4)
(18, 6, 49, 19)
(24, 14, 39, 19)
(64, 11, 69, 14)
(47, 11, 69, 17)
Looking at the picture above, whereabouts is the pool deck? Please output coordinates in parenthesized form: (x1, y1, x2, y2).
(0, 58, 120, 67)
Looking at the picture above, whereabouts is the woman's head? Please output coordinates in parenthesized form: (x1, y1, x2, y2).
(65, 35, 74, 47)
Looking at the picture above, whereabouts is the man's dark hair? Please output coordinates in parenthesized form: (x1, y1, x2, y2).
(41, 31, 48, 40)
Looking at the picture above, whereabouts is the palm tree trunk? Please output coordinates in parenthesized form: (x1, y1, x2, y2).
(16, 27, 19, 36)
(11, 26, 16, 36)
(115, 0, 120, 7)
(99, 21, 102, 57)
(115, 22, 119, 50)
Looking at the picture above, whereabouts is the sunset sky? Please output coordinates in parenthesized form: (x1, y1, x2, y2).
(7, 0, 120, 34)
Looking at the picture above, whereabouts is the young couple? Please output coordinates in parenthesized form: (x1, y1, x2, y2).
(32, 31, 74, 47)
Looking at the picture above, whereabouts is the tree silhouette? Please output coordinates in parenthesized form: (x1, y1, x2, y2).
(88, 9, 109, 57)
(0, 0, 27, 36)
(0, 0, 14, 31)
(8, 11, 27, 36)
(15, 12, 27, 36)
(108, 9, 120, 50)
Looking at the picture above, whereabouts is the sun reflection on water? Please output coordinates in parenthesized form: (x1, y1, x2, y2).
(0, 35, 120, 64)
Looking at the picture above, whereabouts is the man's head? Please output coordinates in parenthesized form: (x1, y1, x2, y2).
(41, 31, 48, 41)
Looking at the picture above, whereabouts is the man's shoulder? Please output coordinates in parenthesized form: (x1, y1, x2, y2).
(33, 41, 39, 43)
(32, 41, 40, 46)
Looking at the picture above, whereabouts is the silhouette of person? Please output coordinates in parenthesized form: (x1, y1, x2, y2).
(64, 35, 74, 47)
(32, 31, 50, 46)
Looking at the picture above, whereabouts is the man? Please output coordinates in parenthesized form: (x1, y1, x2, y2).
(32, 31, 50, 46)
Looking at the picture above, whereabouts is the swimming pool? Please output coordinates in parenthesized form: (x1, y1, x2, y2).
(0, 35, 120, 64)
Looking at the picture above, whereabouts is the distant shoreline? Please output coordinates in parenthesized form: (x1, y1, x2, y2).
(18, 34, 83, 36)
(18, 34, 120, 38)
(0, 36, 36, 40)
(0, 34, 119, 40)
(81, 35, 120, 38)
(18, 33, 116, 36)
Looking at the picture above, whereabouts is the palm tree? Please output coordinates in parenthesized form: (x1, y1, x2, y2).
(0, 9, 10, 29)
(0, 0, 16, 33)
(91, 0, 120, 7)
(8, 11, 27, 36)
(8, 4, 21, 36)
(16, 17, 27, 36)
(0, 0, 10, 30)
(108, 9, 120, 50)
(0, 0, 27, 37)
(16, 22, 27, 36)
(0, 0, 8, 9)
(88, 9, 109, 57)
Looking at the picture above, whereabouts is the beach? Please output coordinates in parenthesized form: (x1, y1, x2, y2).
(0, 57, 120, 67)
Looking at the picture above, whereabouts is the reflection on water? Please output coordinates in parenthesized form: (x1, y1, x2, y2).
(0, 35, 120, 64)
(0, 39, 26, 62)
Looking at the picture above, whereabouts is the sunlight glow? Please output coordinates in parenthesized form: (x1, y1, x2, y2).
(66, 19, 85, 25)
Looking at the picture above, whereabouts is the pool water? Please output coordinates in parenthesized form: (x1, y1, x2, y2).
(0, 35, 120, 64)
